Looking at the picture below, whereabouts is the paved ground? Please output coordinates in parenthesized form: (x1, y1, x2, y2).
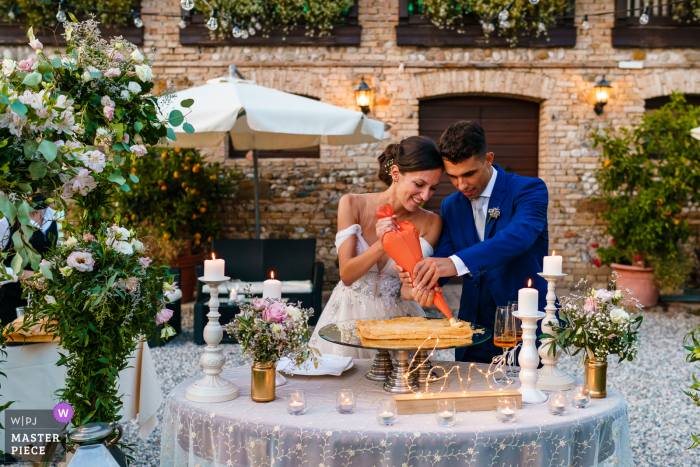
(118, 287, 700, 465)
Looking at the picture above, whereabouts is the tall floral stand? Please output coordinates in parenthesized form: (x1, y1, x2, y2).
(186, 277, 239, 402)
(536, 272, 574, 391)
(513, 311, 547, 404)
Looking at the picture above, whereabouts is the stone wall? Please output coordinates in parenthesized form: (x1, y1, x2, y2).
(4, 0, 699, 290)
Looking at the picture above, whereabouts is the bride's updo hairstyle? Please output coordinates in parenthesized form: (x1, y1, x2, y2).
(377, 136, 442, 187)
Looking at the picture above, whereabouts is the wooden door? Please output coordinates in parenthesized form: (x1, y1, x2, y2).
(419, 96, 540, 213)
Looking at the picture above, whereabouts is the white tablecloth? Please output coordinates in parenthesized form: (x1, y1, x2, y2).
(0, 340, 163, 451)
(160, 360, 632, 467)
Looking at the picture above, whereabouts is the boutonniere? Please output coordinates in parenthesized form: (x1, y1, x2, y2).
(486, 207, 501, 226)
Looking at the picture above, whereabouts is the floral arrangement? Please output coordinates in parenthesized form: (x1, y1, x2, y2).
(684, 324, 700, 448)
(0, 0, 137, 27)
(544, 273, 643, 363)
(224, 294, 318, 365)
(116, 147, 240, 251)
(591, 93, 700, 292)
(0, 18, 192, 276)
(193, 0, 354, 39)
(416, 0, 571, 45)
(22, 221, 176, 425)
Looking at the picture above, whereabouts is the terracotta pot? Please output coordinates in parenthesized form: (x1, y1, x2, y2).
(611, 263, 659, 307)
(171, 252, 204, 303)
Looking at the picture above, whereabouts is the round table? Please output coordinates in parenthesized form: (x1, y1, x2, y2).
(160, 360, 632, 467)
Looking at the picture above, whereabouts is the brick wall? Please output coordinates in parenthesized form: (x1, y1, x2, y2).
(5, 0, 699, 290)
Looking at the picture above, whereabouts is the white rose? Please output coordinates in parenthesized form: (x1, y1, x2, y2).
(130, 49, 144, 62)
(45, 295, 56, 305)
(163, 282, 176, 293)
(81, 70, 92, 82)
(115, 227, 130, 241)
(64, 237, 77, 247)
(285, 306, 301, 320)
(130, 238, 144, 253)
(114, 241, 133, 255)
(120, 89, 131, 100)
(134, 64, 152, 82)
(96, 127, 110, 137)
(127, 81, 142, 94)
(2, 58, 16, 77)
(614, 290, 623, 300)
(609, 308, 629, 324)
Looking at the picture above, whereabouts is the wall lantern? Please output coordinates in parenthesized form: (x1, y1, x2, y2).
(593, 76, 612, 115)
(355, 78, 372, 114)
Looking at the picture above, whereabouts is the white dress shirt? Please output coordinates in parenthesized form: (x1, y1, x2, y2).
(449, 167, 498, 277)
(0, 207, 58, 249)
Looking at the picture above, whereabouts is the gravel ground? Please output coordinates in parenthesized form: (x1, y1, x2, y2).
(117, 302, 700, 466)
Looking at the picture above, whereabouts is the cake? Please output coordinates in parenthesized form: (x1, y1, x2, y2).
(3, 316, 58, 343)
(355, 316, 478, 340)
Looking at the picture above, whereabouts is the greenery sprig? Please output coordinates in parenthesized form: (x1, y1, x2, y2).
(0, 0, 138, 27)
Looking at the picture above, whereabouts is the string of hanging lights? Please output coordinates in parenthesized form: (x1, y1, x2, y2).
(10, 0, 697, 35)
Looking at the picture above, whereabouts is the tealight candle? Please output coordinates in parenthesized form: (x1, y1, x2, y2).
(263, 271, 282, 300)
(548, 390, 569, 416)
(203, 253, 226, 281)
(496, 396, 517, 424)
(337, 389, 355, 414)
(572, 383, 591, 409)
(376, 398, 398, 426)
(518, 279, 539, 317)
(543, 250, 563, 275)
(287, 390, 306, 415)
(436, 400, 456, 427)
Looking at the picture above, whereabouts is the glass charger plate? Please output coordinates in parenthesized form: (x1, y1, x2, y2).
(318, 317, 491, 351)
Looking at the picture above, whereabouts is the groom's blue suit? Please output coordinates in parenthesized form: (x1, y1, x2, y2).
(434, 164, 549, 363)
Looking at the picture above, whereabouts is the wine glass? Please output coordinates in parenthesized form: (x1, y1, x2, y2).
(507, 301, 521, 377)
(493, 306, 516, 383)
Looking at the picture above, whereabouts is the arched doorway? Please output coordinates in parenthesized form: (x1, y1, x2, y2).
(419, 96, 540, 213)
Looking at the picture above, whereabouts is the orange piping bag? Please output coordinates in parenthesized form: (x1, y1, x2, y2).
(376, 204, 453, 320)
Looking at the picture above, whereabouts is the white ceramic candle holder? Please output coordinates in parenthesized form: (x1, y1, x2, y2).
(513, 311, 547, 404)
(536, 273, 574, 391)
(186, 277, 239, 403)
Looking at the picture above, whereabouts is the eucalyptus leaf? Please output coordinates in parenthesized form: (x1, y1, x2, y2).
(180, 98, 194, 108)
(10, 254, 22, 276)
(17, 202, 31, 225)
(28, 162, 47, 180)
(129, 174, 139, 183)
(183, 122, 195, 134)
(51, 57, 62, 68)
(0, 94, 9, 105)
(168, 110, 184, 127)
(22, 73, 42, 86)
(167, 127, 177, 141)
(40, 265, 53, 281)
(121, 184, 130, 192)
(10, 101, 27, 116)
(134, 122, 143, 132)
(38, 140, 57, 162)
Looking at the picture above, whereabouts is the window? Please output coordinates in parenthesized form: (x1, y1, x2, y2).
(612, 0, 700, 47)
(396, 0, 576, 48)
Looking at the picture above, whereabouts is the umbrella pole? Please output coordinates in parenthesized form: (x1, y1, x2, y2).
(253, 149, 260, 240)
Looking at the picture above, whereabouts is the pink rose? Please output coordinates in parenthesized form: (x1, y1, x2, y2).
(583, 297, 596, 315)
(111, 51, 125, 62)
(122, 134, 129, 144)
(66, 251, 95, 272)
(104, 106, 115, 121)
(130, 144, 147, 157)
(263, 302, 288, 323)
(252, 298, 267, 311)
(156, 308, 174, 325)
(101, 95, 115, 107)
(28, 39, 43, 51)
(17, 58, 32, 73)
(137, 257, 152, 268)
(104, 68, 121, 78)
(82, 233, 96, 242)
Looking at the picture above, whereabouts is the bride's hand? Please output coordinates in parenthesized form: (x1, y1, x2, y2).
(375, 215, 399, 243)
(412, 285, 442, 307)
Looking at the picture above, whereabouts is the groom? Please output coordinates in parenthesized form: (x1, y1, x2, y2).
(399, 121, 549, 363)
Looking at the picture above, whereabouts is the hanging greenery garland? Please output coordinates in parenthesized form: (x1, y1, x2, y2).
(193, 0, 353, 39)
(419, 0, 572, 45)
(0, 0, 137, 27)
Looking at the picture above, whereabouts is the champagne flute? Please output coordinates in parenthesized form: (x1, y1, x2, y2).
(493, 306, 516, 383)
(508, 301, 521, 377)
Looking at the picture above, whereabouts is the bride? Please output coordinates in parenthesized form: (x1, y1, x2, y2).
(309, 136, 445, 358)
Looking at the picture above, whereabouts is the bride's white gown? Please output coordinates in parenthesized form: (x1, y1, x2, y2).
(308, 224, 434, 359)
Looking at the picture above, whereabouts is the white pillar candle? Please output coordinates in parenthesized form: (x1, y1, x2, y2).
(263, 271, 282, 300)
(203, 253, 226, 281)
(518, 279, 539, 317)
(543, 250, 562, 275)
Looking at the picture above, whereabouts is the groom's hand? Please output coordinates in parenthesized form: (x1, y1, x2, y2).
(413, 257, 457, 291)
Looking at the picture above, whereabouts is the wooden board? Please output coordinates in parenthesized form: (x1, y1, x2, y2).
(394, 390, 522, 415)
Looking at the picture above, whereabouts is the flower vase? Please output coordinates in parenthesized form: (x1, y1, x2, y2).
(251, 361, 276, 402)
(584, 357, 608, 398)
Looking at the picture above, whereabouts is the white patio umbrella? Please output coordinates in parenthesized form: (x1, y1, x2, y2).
(692, 126, 700, 141)
(160, 67, 385, 239)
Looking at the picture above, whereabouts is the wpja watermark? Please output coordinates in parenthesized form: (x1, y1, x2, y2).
(3, 404, 71, 462)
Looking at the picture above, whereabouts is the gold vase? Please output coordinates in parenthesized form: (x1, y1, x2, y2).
(584, 357, 608, 398)
(251, 361, 275, 402)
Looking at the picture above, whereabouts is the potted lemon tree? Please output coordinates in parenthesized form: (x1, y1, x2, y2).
(591, 93, 700, 306)
(116, 147, 240, 301)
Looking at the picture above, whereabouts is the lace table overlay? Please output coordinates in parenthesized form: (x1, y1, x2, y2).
(161, 360, 632, 467)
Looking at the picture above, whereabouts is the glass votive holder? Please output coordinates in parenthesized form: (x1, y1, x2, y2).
(436, 399, 456, 427)
(376, 398, 398, 426)
(572, 384, 591, 409)
(337, 389, 356, 414)
(287, 390, 306, 415)
(496, 397, 517, 423)
(548, 390, 569, 416)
